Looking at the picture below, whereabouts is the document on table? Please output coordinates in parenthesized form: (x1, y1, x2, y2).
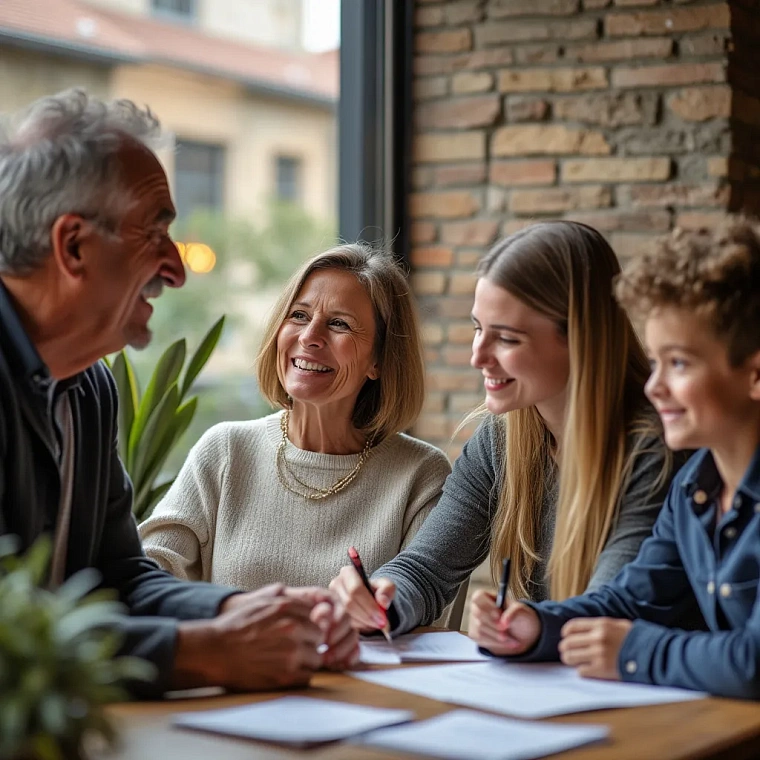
(352, 660, 706, 718)
(356, 709, 609, 760)
(359, 631, 490, 665)
(172, 696, 413, 746)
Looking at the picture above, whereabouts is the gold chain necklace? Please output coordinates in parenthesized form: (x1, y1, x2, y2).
(276, 409, 375, 500)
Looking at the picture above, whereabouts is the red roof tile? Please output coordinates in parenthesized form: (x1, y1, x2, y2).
(0, 0, 338, 101)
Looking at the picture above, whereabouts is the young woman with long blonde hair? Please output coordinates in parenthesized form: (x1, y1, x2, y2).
(330, 220, 679, 634)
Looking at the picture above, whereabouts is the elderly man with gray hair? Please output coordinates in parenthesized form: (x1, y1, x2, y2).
(0, 89, 358, 697)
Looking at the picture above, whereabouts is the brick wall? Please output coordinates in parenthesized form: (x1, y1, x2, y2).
(408, 0, 760, 457)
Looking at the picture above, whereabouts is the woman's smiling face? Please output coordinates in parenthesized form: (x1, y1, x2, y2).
(276, 268, 379, 416)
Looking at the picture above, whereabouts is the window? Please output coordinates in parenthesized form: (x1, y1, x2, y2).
(151, 0, 197, 21)
(174, 139, 225, 219)
(275, 155, 302, 203)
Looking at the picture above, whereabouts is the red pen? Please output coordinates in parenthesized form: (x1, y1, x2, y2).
(348, 546, 392, 643)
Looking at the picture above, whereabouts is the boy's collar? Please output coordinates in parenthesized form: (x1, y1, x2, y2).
(681, 446, 760, 505)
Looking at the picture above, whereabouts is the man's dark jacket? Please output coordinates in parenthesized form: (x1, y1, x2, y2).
(0, 280, 236, 697)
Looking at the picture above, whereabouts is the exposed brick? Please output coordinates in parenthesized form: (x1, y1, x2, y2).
(567, 210, 671, 232)
(488, 0, 579, 16)
(414, 56, 457, 76)
(413, 414, 449, 440)
(514, 44, 562, 65)
(427, 371, 483, 393)
(414, 5, 445, 26)
(414, 132, 486, 163)
(434, 163, 488, 187)
(440, 220, 500, 245)
(412, 166, 433, 189)
(456, 250, 483, 267)
(410, 191, 480, 219)
(424, 347, 440, 364)
(453, 49, 515, 69)
(411, 246, 454, 267)
(490, 160, 557, 186)
(448, 322, 477, 344)
(679, 33, 730, 57)
(411, 272, 447, 296)
(421, 322, 444, 345)
(612, 62, 726, 89)
(486, 186, 508, 213)
(411, 222, 437, 245)
(614, 0, 660, 5)
(625, 182, 730, 208)
(675, 211, 727, 230)
(452, 71, 494, 94)
(440, 296, 481, 319)
(492, 125, 611, 156)
(498, 67, 608, 93)
(449, 272, 477, 295)
(668, 86, 731, 122)
(564, 38, 673, 63)
(413, 77, 449, 101)
(445, 0, 486, 25)
(506, 97, 550, 122)
(416, 29, 473, 54)
(510, 186, 613, 214)
(502, 218, 537, 235)
(583, 0, 610, 7)
(443, 345, 474, 366)
(605, 5, 730, 37)
(450, 393, 483, 414)
(475, 18, 597, 46)
(561, 157, 671, 182)
(422, 392, 446, 413)
(616, 126, 729, 156)
(610, 233, 660, 260)
(553, 92, 658, 127)
(415, 96, 501, 130)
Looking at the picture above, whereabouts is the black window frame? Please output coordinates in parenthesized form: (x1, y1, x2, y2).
(173, 138, 225, 220)
(275, 154, 303, 204)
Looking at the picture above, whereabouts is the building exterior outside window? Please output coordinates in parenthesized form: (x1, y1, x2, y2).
(174, 139, 225, 219)
(275, 155, 302, 203)
(151, 0, 197, 21)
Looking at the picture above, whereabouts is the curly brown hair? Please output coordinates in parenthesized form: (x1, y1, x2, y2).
(615, 216, 760, 366)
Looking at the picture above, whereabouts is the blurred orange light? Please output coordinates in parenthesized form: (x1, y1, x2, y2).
(175, 241, 187, 260)
(184, 242, 216, 274)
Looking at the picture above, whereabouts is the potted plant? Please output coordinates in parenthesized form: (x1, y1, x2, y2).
(0, 535, 154, 760)
(106, 316, 225, 522)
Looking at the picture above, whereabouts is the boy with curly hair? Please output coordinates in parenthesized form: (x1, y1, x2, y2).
(469, 216, 760, 699)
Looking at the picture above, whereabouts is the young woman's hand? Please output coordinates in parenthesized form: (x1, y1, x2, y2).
(558, 617, 633, 680)
(329, 566, 396, 632)
(468, 590, 541, 655)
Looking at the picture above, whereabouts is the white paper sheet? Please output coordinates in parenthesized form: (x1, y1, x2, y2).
(357, 709, 609, 760)
(172, 696, 414, 746)
(360, 631, 490, 665)
(352, 660, 706, 718)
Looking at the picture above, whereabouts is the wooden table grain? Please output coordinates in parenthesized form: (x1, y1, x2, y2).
(97, 658, 760, 760)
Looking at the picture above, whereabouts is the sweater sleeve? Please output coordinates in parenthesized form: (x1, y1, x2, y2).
(373, 417, 499, 634)
(399, 447, 452, 550)
(139, 425, 230, 581)
(587, 431, 677, 591)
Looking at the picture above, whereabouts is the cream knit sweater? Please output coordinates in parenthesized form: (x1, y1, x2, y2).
(139, 412, 451, 590)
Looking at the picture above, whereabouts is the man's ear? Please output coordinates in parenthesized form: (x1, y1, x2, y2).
(748, 349, 760, 402)
(50, 214, 92, 279)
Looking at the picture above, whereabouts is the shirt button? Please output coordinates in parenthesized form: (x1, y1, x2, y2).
(720, 583, 732, 598)
(707, 581, 715, 594)
(625, 660, 638, 674)
(724, 527, 738, 540)
(693, 490, 708, 505)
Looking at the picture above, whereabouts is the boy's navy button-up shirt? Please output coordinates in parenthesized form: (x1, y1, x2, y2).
(519, 445, 760, 699)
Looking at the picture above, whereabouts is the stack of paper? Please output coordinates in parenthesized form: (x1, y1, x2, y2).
(360, 631, 490, 665)
(352, 660, 706, 718)
(357, 709, 609, 760)
(172, 696, 413, 747)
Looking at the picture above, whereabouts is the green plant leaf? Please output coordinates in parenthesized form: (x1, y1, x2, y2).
(131, 383, 181, 501)
(56, 568, 102, 606)
(137, 480, 174, 523)
(181, 315, 225, 399)
(23, 534, 52, 587)
(110, 351, 139, 463)
(127, 340, 186, 466)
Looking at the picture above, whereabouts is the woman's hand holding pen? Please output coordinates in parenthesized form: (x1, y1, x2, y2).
(329, 566, 396, 633)
(468, 590, 541, 655)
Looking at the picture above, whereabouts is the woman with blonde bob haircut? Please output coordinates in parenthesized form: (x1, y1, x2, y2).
(140, 243, 451, 596)
(332, 221, 681, 637)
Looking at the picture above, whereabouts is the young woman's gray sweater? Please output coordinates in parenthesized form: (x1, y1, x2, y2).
(373, 414, 677, 634)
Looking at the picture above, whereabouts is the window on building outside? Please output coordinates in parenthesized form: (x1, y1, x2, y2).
(174, 139, 225, 219)
(275, 155, 302, 203)
(151, 0, 197, 22)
